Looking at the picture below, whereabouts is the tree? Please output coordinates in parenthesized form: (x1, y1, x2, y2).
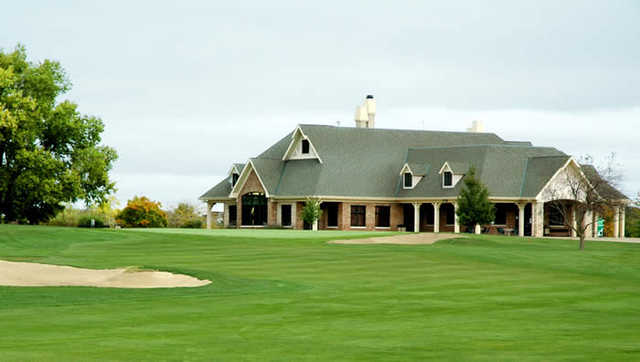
(0, 45, 117, 224)
(301, 198, 322, 231)
(167, 202, 203, 228)
(543, 154, 626, 250)
(116, 196, 168, 228)
(456, 167, 495, 232)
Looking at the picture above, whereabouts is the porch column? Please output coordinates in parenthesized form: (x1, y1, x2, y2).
(517, 203, 525, 237)
(291, 203, 297, 229)
(584, 210, 592, 239)
(206, 201, 214, 229)
(621, 207, 626, 239)
(613, 206, 620, 238)
(453, 202, 460, 234)
(571, 205, 577, 238)
(413, 202, 420, 233)
(223, 203, 230, 228)
(533, 201, 544, 237)
(475, 224, 481, 234)
(432, 202, 441, 233)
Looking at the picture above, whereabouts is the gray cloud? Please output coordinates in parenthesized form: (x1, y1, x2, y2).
(1, 0, 638, 205)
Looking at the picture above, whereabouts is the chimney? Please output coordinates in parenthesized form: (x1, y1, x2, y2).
(355, 95, 376, 128)
(467, 120, 484, 133)
(355, 105, 368, 128)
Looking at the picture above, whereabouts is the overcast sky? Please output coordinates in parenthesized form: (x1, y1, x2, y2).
(2, 1, 639, 210)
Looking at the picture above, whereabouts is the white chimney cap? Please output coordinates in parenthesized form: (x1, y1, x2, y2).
(365, 95, 376, 114)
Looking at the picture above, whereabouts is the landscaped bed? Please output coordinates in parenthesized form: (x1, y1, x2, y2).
(1, 225, 639, 361)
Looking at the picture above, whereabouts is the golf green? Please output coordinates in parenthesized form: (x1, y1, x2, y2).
(1, 225, 639, 361)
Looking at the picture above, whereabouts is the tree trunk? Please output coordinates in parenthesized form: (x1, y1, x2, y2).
(579, 236, 585, 250)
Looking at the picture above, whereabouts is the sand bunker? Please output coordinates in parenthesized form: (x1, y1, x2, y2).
(329, 233, 464, 245)
(0, 260, 211, 288)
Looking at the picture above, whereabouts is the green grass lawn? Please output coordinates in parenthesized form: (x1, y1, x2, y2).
(1, 225, 639, 361)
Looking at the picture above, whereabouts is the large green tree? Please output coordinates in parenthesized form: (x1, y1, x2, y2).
(0, 45, 117, 223)
(456, 167, 495, 232)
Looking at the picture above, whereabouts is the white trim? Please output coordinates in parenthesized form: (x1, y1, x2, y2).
(375, 226, 391, 230)
(350, 226, 367, 229)
(399, 163, 413, 176)
(438, 162, 452, 175)
(240, 225, 266, 228)
(268, 195, 536, 202)
(281, 126, 323, 164)
(229, 160, 270, 198)
(534, 157, 594, 201)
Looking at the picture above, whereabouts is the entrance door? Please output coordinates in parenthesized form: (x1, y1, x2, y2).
(241, 193, 267, 226)
(403, 204, 415, 232)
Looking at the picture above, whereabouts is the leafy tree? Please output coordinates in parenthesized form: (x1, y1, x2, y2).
(456, 167, 495, 232)
(301, 198, 322, 230)
(167, 202, 203, 228)
(116, 196, 168, 228)
(0, 45, 117, 224)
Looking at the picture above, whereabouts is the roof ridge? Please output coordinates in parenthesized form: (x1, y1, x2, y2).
(408, 143, 541, 150)
(298, 124, 502, 137)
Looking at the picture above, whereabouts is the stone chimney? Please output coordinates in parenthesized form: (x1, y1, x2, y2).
(355, 95, 376, 128)
(467, 120, 484, 133)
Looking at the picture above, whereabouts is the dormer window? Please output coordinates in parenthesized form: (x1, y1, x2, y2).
(232, 173, 239, 186)
(404, 172, 413, 188)
(443, 171, 453, 188)
(301, 139, 310, 154)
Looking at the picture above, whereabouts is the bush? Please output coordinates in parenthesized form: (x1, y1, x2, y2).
(77, 215, 106, 228)
(116, 196, 168, 228)
(180, 219, 203, 229)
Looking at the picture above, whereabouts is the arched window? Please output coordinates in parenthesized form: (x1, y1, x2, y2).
(241, 192, 267, 226)
(301, 139, 310, 154)
(232, 173, 239, 186)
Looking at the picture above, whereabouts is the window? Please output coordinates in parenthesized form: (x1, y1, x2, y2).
(327, 203, 338, 227)
(301, 139, 310, 154)
(232, 173, 239, 186)
(281, 204, 292, 227)
(375, 206, 390, 227)
(351, 205, 366, 227)
(404, 172, 412, 188)
(443, 171, 453, 187)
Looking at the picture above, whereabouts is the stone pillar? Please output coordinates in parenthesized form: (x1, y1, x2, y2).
(571, 205, 577, 238)
(433, 202, 441, 233)
(613, 206, 620, 238)
(206, 201, 214, 229)
(517, 203, 525, 237)
(223, 203, 230, 228)
(413, 202, 420, 233)
(533, 201, 545, 237)
(453, 202, 460, 234)
(621, 207, 626, 239)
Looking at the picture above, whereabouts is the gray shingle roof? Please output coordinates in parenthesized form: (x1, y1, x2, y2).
(201, 124, 625, 201)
